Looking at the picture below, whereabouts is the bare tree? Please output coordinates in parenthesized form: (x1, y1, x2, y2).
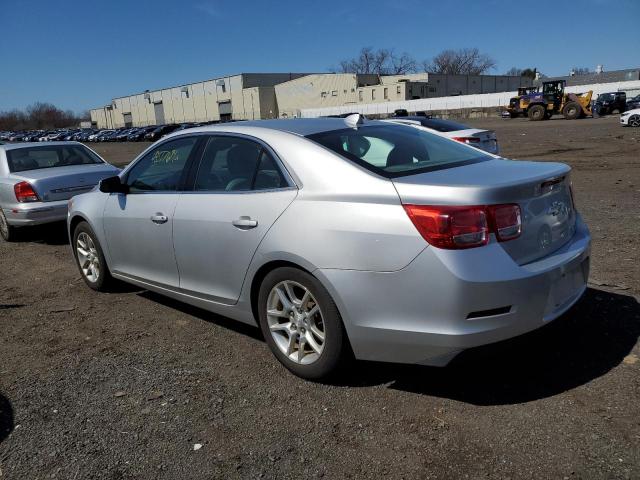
(505, 67, 537, 80)
(422, 48, 496, 75)
(572, 67, 591, 75)
(337, 47, 417, 75)
(505, 67, 523, 76)
(0, 102, 85, 131)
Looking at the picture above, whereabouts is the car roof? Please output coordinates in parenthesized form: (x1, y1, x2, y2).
(0, 141, 83, 151)
(174, 118, 389, 137)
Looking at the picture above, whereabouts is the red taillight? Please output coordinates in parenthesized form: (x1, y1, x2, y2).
(14, 181, 39, 203)
(403, 205, 489, 249)
(488, 204, 522, 241)
(451, 136, 481, 145)
(404, 203, 522, 249)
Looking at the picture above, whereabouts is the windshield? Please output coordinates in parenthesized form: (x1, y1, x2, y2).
(307, 124, 490, 178)
(7, 145, 104, 173)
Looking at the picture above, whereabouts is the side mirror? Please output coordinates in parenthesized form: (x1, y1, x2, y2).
(99, 175, 128, 194)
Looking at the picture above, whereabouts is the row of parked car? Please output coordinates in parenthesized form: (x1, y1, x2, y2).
(0, 122, 212, 144)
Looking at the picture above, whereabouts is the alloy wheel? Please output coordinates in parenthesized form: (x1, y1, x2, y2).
(266, 280, 325, 365)
(630, 115, 640, 127)
(76, 232, 100, 283)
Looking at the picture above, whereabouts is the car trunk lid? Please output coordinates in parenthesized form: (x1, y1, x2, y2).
(11, 164, 119, 202)
(392, 159, 576, 265)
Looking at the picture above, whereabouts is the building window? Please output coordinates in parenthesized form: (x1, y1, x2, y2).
(344, 89, 347, 94)
(321, 91, 327, 98)
(396, 85, 401, 95)
(384, 88, 388, 99)
(429, 87, 436, 93)
(372, 89, 376, 100)
(351, 88, 355, 93)
(359, 91, 363, 101)
(331, 90, 338, 96)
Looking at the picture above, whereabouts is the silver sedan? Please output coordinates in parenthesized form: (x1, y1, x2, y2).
(67, 116, 590, 379)
(0, 142, 119, 241)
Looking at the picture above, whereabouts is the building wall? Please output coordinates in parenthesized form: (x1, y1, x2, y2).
(275, 74, 361, 118)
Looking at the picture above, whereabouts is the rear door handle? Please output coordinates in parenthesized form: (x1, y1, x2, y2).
(150, 213, 168, 224)
(232, 216, 258, 230)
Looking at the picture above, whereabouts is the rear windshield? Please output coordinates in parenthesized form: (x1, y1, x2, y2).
(307, 124, 490, 178)
(6, 145, 103, 173)
(406, 117, 470, 132)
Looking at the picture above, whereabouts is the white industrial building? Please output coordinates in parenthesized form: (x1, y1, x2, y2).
(90, 72, 532, 128)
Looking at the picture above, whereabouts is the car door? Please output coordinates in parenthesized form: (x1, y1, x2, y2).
(102, 136, 200, 287)
(172, 134, 297, 304)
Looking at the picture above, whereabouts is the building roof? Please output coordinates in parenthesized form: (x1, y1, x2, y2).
(536, 68, 640, 87)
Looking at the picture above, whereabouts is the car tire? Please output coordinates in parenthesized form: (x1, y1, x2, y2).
(72, 221, 113, 291)
(0, 209, 18, 242)
(258, 267, 349, 380)
(629, 115, 640, 127)
(528, 105, 546, 121)
(562, 102, 581, 120)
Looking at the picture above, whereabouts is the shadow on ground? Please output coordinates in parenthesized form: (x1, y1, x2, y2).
(12, 221, 69, 245)
(0, 393, 14, 445)
(342, 287, 640, 405)
(138, 287, 639, 406)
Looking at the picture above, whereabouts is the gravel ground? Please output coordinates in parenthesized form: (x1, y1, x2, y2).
(1, 115, 639, 479)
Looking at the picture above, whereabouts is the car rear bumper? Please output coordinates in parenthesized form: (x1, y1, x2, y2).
(3, 200, 69, 226)
(317, 215, 591, 366)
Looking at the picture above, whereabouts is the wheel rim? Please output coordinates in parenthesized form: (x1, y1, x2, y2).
(630, 116, 640, 127)
(76, 232, 100, 283)
(0, 211, 8, 238)
(266, 280, 325, 365)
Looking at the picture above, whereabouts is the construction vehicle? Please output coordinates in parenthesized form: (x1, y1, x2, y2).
(506, 80, 593, 121)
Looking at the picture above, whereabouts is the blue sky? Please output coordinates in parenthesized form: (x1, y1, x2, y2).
(1, 0, 638, 113)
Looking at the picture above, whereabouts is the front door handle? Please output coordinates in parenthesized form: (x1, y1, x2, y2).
(150, 213, 168, 224)
(232, 216, 258, 230)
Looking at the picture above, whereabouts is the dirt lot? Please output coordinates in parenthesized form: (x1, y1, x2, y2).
(1, 116, 639, 479)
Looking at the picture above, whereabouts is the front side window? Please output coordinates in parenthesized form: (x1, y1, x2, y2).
(194, 136, 287, 192)
(307, 124, 490, 178)
(126, 137, 197, 192)
(6, 145, 103, 173)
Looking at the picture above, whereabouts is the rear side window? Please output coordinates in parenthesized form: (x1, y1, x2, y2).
(307, 124, 490, 178)
(6, 145, 103, 173)
(194, 136, 287, 192)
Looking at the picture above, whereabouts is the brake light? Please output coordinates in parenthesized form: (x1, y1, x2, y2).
(404, 203, 522, 249)
(488, 204, 521, 241)
(14, 181, 40, 203)
(403, 205, 489, 249)
(451, 136, 481, 144)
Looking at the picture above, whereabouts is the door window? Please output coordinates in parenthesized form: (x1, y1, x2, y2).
(126, 137, 198, 192)
(193, 136, 287, 192)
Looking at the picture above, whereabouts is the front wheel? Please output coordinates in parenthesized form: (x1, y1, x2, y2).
(628, 115, 640, 127)
(528, 105, 546, 121)
(563, 102, 581, 120)
(258, 267, 349, 380)
(73, 221, 113, 291)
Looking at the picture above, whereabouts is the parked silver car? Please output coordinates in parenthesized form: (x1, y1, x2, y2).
(0, 142, 119, 241)
(67, 116, 590, 379)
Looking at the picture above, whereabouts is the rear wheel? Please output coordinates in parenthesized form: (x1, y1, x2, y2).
(258, 267, 349, 380)
(628, 115, 640, 127)
(562, 102, 581, 120)
(0, 209, 18, 242)
(73, 221, 113, 291)
(528, 105, 546, 121)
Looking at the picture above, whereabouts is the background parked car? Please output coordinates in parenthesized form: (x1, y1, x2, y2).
(626, 94, 640, 110)
(593, 92, 627, 116)
(0, 142, 119, 241)
(144, 124, 180, 141)
(384, 116, 500, 154)
(620, 108, 640, 127)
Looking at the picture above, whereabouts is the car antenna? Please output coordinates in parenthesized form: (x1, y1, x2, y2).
(344, 113, 364, 129)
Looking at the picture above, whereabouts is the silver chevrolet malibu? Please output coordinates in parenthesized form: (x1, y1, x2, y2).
(67, 116, 590, 379)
